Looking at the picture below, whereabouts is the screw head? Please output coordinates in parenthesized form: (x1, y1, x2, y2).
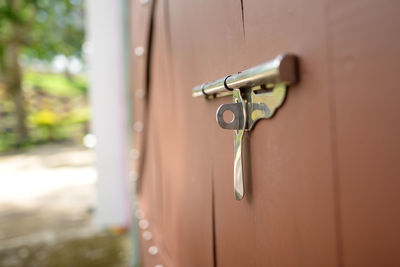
(142, 231, 152, 241)
(135, 89, 146, 99)
(148, 246, 158, 255)
(135, 209, 144, 219)
(133, 122, 144, 132)
(130, 149, 140, 159)
(139, 219, 149, 229)
(134, 46, 145, 56)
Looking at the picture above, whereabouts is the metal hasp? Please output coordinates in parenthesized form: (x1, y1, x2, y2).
(192, 53, 299, 200)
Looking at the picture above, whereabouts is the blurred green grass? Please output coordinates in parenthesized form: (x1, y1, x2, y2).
(23, 69, 88, 97)
(0, 70, 90, 152)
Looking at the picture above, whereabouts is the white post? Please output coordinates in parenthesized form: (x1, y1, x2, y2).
(86, 0, 131, 227)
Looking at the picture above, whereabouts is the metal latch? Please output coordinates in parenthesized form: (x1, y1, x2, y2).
(192, 53, 299, 200)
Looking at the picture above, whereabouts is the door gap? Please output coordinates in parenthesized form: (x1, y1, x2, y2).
(240, 0, 246, 37)
(211, 173, 218, 267)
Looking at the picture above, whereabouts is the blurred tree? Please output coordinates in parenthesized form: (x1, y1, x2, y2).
(0, 0, 84, 144)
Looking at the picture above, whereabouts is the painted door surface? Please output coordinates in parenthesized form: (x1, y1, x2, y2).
(130, 0, 400, 266)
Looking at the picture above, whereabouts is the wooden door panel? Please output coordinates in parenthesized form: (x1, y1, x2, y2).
(329, 0, 400, 265)
(133, 0, 400, 266)
(212, 1, 338, 266)
(138, 0, 246, 266)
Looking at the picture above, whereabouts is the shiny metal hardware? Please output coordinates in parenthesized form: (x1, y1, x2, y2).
(148, 246, 159, 255)
(138, 219, 149, 229)
(139, 0, 149, 5)
(133, 121, 144, 132)
(192, 53, 299, 200)
(134, 46, 145, 56)
(142, 231, 153, 241)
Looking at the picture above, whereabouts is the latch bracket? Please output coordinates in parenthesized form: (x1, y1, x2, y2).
(216, 83, 287, 131)
(192, 54, 299, 200)
(215, 84, 287, 200)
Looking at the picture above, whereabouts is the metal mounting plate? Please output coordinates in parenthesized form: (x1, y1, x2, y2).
(216, 83, 287, 131)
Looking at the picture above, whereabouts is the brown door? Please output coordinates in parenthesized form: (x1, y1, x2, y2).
(130, 0, 400, 266)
